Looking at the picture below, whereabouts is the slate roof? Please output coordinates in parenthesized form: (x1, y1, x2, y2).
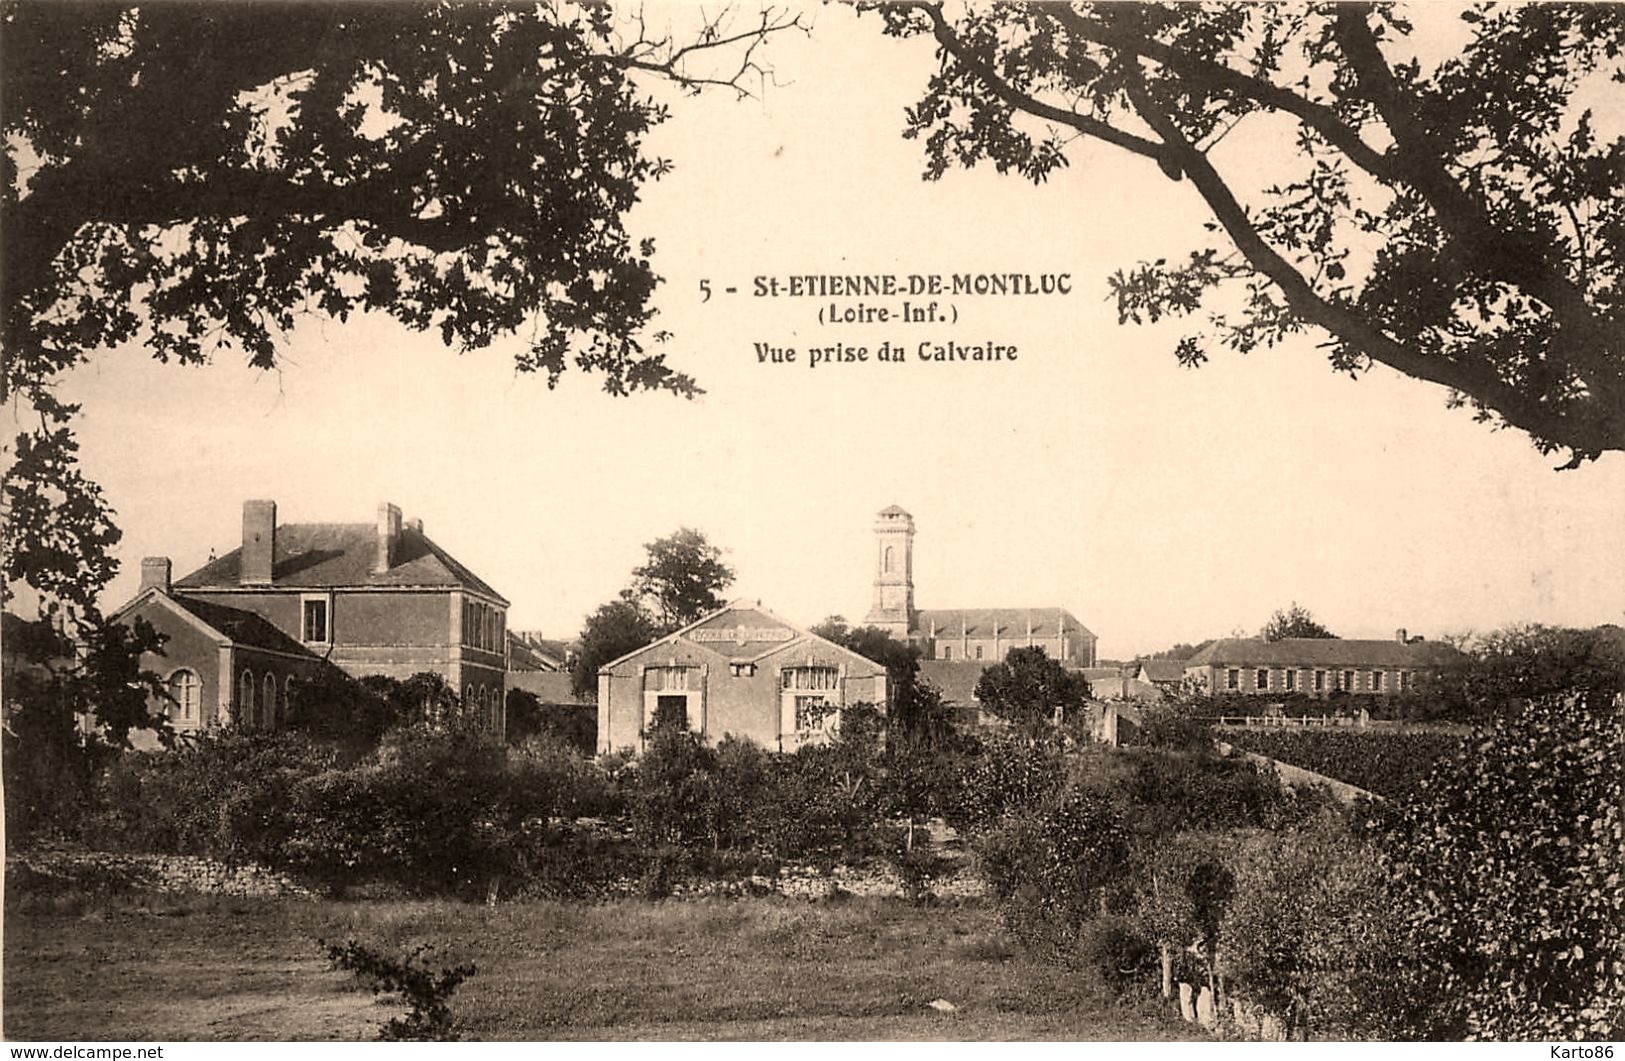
(917, 660, 993, 706)
(1136, 659, 1189, 683)
(1183, 637, 1461, 669)
(508, 670, 590, 706)
(163, 595, 318, 658)
(913, 607, 1096, 641)
(175, 523, 506, 603)
(508, 632, 567, 672)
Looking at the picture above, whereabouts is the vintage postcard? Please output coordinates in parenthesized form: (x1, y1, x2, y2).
(3, 0, 1621, 1047)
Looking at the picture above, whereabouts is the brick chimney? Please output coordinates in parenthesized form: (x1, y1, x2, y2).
(140, 557, 172, 594)
(375, 502, 403, 574)
(241, 500, 276, 585)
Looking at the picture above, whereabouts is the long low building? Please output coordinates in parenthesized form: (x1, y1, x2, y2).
(597, 600, 888, 753)
(1182, 634, 1461, 697)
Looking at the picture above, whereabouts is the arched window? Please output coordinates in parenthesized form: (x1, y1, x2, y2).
(883, 546, 894, 573)
(239, 670, 255, 727)
(167, 669, 199, 722)
(465, 684, 475, 706)
(263, 674, 277, 729)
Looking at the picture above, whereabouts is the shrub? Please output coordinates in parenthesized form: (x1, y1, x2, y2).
(1223, 728, 1463, 801)
(941, 734, 1066, 831)
(1375, 694, 1624, 1040)
(322, 938, 476, 1041)
(1076, 915, 1158, 996)
(506, 689, 596, 755)
(975, 786, 1131, 955)
(1219, 817, 1412, 1040)
(628, 720, 719, 847)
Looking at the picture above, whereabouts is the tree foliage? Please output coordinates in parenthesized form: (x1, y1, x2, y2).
(627, 527, 735, 632)
(1422, 623, 1625, 719)
(1376, 693, 1624, 1040)
(871, 2, 1625, 465)
(570, 597, 659, 701)
(0, 2, 799, 612)
(1261, 602, 1336, 642)
(973, 645, 1091, 738)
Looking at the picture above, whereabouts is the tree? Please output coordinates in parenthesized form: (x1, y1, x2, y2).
(1260, 602, 1336, 642)
(1422, 623, 1625, 719)
(871, 3, 1625, 465)
(570, 597, 658, 701)
(1, 3, 800, 613)
(1376, 694, 1624, 1039)
(627, 527, 735, 632)
(973, 645, 1091, 739)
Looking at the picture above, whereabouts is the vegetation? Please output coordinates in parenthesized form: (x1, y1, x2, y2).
(1375, 694, 1624, 1040)
(4, 895, 1201, 1041)
(627, 527, 736, 632)
(871, 3, 1625, 465)
(322, 939, 476, 1042)
(973, 646, 1091, 739)
(1, 4, 801, 616)
(571, 527, 736, 699)
(1260, 603, 1336, 642)
(1222, 729, 1463, 800)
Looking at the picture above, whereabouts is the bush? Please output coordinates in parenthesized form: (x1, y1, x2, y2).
(1076, 915, 1158, 995)
(1219, 817, 1413, 1041)
(628, 721, 719, 848)
(974, 786, 1131, 955)
(506, 689, 596, 755)
(322, 938, 476, 1041)
(1224, 728, 1463, 800)
(1375, 694, 1624, 1040)
(941, 734, 1066, 831)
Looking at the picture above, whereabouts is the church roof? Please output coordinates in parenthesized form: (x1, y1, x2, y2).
(912, 607, 1095, 641)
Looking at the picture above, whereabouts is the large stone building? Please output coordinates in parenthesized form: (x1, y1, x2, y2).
(862, 505, 1098, 666)
(1181, 634, 1461, 698)
(113, 499, 510, 736)
(597, 600, 888, 753)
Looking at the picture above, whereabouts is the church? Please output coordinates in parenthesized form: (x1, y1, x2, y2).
(862, 505, 1098, 667)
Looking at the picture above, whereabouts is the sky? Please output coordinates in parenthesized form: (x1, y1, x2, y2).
(13, 4, 1625, 660)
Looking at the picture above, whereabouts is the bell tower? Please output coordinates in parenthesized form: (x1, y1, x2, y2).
(864, 505, 915, 639)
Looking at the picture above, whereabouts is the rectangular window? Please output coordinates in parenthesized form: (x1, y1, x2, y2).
(1226, 668, 1239, 691)
(974, 645, 984, 660)
(1256, 668, 1269, 691)
(1284, 669, 1296, 692)
(783, 667, 838, 691)
(1314, 670, 1326, 692)
(1371, 670, 1383, 693)
(302, 599, 328, 642)
(1400, 671, 1412, 692)
(1340, 670, 1354, 692)
(942, 645, 953, 660)
(643, 667, 691, 692)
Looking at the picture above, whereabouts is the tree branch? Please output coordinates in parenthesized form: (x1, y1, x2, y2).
(906, 1, 1172, 167)
(1122, 64, 1622, 460)
(1331, 7, 1621, 387)
(1044, 6, 1398, 180)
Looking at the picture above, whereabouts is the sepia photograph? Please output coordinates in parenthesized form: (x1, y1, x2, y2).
(2, 0, 1621, 1046)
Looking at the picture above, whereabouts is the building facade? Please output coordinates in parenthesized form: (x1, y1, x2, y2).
(114, 499, 510, 736)
(1181, 635, 1461, 698)
(861, 506, 1098, 666)
(597, 600, 888, 753)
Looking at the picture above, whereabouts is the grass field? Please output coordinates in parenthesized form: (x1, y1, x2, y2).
(4, 891, 1202, 1041)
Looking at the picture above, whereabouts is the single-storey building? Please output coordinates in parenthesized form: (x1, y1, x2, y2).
(597, 600, 888, 753)
(1182, 634, 1461, 697)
